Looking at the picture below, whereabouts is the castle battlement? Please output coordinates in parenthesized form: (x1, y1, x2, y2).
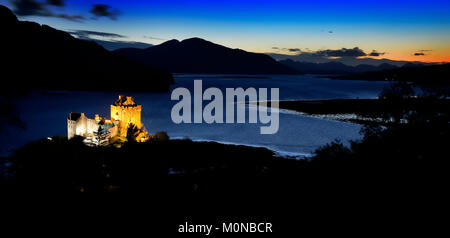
(113, 95, 138, 107)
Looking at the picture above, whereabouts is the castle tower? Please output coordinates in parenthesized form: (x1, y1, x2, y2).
(111, 95, 143, 137)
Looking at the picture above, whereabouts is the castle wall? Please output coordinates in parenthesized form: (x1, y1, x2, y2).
(86, 118, 99, 135)
(68, 113, 99, 139)
(67, 120, 76, 140)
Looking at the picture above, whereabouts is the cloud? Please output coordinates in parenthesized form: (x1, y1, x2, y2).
(414, 49, 431, 56)
(11, 1, 122, 21)
(328, 30, 333, 33)
(314, 47, 366, 58)
(68, 30, 125, 39)
(66, 30, 153, 50)
(271, 47, 386, 59)
(53, 13, 84, 21)
(271, 47, 302, 53)
(143, 35, 167, 41)
(369, 50, 385, 57)
(11, 0, 84, 21)
(46, 0, 64, 6)
(89, 4, 119, 20)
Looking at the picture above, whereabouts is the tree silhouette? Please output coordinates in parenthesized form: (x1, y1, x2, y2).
(126, 123, 141, 143)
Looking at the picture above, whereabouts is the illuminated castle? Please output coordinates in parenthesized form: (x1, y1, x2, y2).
(68, 96, 149, 145)
(111, 96, 142, 137)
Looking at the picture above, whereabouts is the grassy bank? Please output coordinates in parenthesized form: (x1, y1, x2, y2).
(1, 134, 443, 197)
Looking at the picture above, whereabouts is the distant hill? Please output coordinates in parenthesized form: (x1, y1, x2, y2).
(279, 59, 398, 74)
(113, 38, 297, 74)
(0, 5, 173, 93)
(333, 63, 450, 85)
(269, 52, 432, 67)
(78, 39, 153, 51)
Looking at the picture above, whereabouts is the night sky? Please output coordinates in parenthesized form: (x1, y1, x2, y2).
(4, 0, 450, 62)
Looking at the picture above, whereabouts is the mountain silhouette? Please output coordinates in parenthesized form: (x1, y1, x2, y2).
(334, 62, 450, 85)
(269, 52, 431, 67)
(0, 5, 173, 93)
(113, 38, 297, 74)
(279, 59, 398, 74)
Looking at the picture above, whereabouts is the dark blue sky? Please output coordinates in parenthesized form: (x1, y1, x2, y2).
(5, 0, 450, 62)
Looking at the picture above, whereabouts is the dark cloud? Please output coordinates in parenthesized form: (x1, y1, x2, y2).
(90, 4, 119, 20)
(271, 47, 302, 53)
(92, 40, 153, 51)
(328, 30, 333, 33)
(314, 47, 366, 58)
(271, 47, 385, 58)
(414, 49, 431, 56)
(54, 13, 84, 21)
(11, 0, 51, 16)
(68, 30, 125, 39)
(46, 0, 65, 6)
(369, 50, 385, 57)
(11, 0, 84, 21)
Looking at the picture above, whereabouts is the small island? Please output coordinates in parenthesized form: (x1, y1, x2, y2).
(256, 97, 450, 125)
